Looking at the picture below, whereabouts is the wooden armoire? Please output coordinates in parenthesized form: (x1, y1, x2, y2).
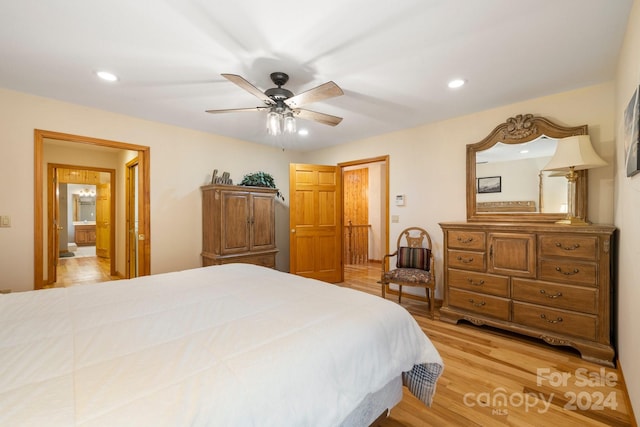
(201, 184, 278, 268)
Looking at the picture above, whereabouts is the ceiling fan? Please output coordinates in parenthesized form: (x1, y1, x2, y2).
(206, 72, 344, 134)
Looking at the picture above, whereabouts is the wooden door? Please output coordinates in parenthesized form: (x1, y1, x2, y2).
(96, 183, 111, 258)
(49, 166, 60, 284)
(126, 159, 140, 278)
(220, 190, 251, 254)
(251, 191, 276, 251)
(289, 163, 343, 283)
(343, 168, 369, 264)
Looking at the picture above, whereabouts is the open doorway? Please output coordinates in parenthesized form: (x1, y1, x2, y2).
(288, 157, 388, 283)
(51, 165, 115, 287)
(34, 129, 151, 290)
(339, 156, 389, 283)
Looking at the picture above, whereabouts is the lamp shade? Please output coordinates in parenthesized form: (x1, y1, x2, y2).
(543, 135, 607, 171)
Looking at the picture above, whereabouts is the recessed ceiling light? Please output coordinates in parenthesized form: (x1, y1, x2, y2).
(96, 71, 118, 82)
(448, 79, 466, 89)
(520, 149, 529, 154)
(298, 129, 309, 136)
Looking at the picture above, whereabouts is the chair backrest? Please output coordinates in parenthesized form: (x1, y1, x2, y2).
(396, 227, 432, 250)
(394, 227, 433, 271)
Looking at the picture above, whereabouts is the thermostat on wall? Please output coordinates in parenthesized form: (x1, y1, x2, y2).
(395, 195, 405, 206)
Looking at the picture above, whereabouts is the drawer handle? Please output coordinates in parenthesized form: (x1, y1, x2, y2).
(555, 242, 580, 251)
(468, 298, 486, 307)
(540, 313, 563, 324)
(457, 256, 474, 264)
(457, 236, 474, 244)
(467, 278, 485, 286)
(539, 289, 563, 299)
(555, 267, 579, 275)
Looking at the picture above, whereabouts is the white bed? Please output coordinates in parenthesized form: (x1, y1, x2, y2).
(0, 264, 443, 426)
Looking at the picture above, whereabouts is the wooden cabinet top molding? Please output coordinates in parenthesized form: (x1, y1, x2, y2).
(201, 184, 279, 193)
(440, 222, 615, 235)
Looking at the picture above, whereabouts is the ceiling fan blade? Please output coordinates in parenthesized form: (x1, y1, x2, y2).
(284, 81, 343, 108)
(205, 107, 269, 114)
(221, 74, 275, 106)
(294, 109, 343, 126)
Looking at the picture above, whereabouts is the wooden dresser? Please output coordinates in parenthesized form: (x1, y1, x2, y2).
(439, 222, 615, 366)
(201, 184, 278, 268)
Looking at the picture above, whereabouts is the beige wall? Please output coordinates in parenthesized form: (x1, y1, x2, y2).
(615, 0, 640, 420)
(0, 88, 301, 292)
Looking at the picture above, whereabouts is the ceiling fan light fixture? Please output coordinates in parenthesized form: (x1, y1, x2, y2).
(210, 72, 343, 135)
(267, 110, 281, 135)
(283, 112, 296, 134)
(267, 108, 297, 136)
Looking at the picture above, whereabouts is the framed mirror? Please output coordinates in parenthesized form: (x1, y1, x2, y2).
(467, 114, 588, 222)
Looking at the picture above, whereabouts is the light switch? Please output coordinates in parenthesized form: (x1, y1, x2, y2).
(391, 215, 399, 223)
(0, 215, 10, 228)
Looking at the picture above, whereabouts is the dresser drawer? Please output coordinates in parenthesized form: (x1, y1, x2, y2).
(539, 235, 598, 260)
(447, 249, 486, 271)
(447, 230, 485, 250)
(539, 259, 597, 286)
(513, 301, 596, 341)
(449, 269, 509, 297)
(512, 278, 597, 314)
(448, 288, 510, 321)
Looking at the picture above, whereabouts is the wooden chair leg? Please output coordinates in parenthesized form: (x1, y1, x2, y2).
(427, 286, 435, 320)
(381, 282, 386, 299)
(398, 285, 402, 304)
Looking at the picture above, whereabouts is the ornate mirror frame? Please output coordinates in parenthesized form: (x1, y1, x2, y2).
(467, 114, 588, 223)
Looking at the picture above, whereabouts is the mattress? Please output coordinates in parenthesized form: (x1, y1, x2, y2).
(0, 263, 443, 426)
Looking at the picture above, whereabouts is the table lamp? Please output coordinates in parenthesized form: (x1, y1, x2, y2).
(543, 135, 606, 225)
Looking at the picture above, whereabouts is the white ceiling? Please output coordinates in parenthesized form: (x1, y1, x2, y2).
(0, 0, 632, 152)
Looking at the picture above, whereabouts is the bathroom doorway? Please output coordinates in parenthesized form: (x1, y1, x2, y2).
(34, 129, 151, 289)
(48, 164, 114, 286)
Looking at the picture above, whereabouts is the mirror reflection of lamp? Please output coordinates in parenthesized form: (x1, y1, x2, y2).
(543, 135, 606, 225)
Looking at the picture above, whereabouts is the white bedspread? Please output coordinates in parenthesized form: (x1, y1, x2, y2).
(0, 264, 443, 426)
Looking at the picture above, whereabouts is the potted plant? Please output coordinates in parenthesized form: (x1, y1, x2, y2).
(240, 171, 285, 201)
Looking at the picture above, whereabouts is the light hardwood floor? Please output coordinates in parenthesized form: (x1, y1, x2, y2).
(55, 247, 118, 287)
(341, 263, 636, 427)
